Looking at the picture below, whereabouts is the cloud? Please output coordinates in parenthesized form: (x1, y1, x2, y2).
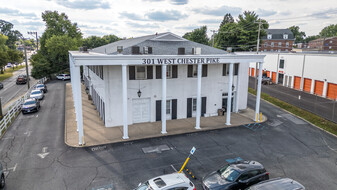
(127, 22, 159, 28)
(53, 0, 110, 10)
(193, 5, 242, 16)
(11, 20, 43, 27)
(146, 10, 187, 21)
(170, 0, 188, 5)
(120, 12, 148, 21)
(0, 7, 37, 19)
(256, 8, 277, 17)
(200, 19, 222, 24)
(175, 25, 199, 30)
(309, 8, 337, 19)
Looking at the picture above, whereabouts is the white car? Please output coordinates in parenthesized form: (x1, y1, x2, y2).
(30, 89, 44, 100)
(56, 74, 71, 80)
(135, 172, 195, 190)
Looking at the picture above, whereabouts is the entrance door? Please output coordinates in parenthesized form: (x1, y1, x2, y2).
(314, 80, 324, 96)
(303, 78, 312, 92)
(132, 98, 151, 123)
(327, 83, 337, 100)
(272, 72, 277, 83)
(222, 97, 233, 112)
(278, 73, 284, 84)
(166, 100, 172, 120)
(294, 76, 301, 90)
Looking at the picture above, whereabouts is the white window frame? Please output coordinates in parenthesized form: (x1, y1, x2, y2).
(271, 42, 274, 47)
(192, 98, 197, 117)
(166, 100, 172, 120)
(264, 42, 267, 47)
(278, 42, 282, 47)
(286, 42, 289, 47)
(192, 65, 198, 77)
(267, 34, 272, 39)
(283, 34, 288, 39)
(136, 66, 147, 80)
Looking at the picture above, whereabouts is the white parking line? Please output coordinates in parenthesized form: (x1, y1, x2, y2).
(170, 165, 177, 172)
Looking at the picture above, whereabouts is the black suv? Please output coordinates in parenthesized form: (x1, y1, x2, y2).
(16, 75, 27, 85)
(202, 160, 269, 190)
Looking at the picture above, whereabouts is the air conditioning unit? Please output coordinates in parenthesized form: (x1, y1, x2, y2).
(117, 46, 123, 54)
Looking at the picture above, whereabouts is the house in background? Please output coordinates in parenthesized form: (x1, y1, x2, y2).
(260, 29, 295, 52)
(307, 36, 337, 52)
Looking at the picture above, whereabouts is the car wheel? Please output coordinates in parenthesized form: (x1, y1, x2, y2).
(0, 174, 5, 188)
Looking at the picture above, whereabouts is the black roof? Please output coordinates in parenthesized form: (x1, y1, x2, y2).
(262, 29, 295, 40)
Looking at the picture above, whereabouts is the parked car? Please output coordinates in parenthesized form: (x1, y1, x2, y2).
(21, 98, 40, 114)
(30, 89, 44, 100)
(56, 74, 71, 80)
(35, 84, 47, 93)
(247, 178, 305, 190)
(202, 160, 269, 190)
(16, 75, 27, 84)
(0, 162, 5, 189)
(262, 76, 272, 85)
(134, 172, 195, 190)
(6, 63, 12, 68)
(0, 83, 3, 90)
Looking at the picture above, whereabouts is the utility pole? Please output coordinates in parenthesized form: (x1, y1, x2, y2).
(254, 19, 262, 90)
(23, 38, 30, 89)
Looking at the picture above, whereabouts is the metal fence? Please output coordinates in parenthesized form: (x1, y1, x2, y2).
(0, 77, 47, 136)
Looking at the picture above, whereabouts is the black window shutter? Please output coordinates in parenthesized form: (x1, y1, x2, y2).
(178, 47, 185, 55)
(156, 100, 161, 121)
(132, 46, 140, 54)
(201, 97, 207, 117)
(192, 48, 195, 55)
(156, 65, 162, 79)
(202, 64, 208, 77)
(187, 98, 192, 118)
(148, 47, 153, 54)
(172, 99, 177, 120)
(223, 64, 227, 76)
(129, 66, 135, 80)
(172, 65, 178, 78)
(234, 63, 239, 75)
(187, 65, 193, 78)
(147, 66, 153, 79)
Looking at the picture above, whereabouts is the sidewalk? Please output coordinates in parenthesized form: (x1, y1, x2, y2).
(65, 83, 266, 147)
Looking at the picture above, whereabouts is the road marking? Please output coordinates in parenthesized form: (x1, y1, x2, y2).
(5, 163, 17, 173)
(24, 131, 32, 137)
(170, 165, 177, 172)
(36, 115, 38, 118)
(1, 137, 15, 140)
(37, 147, 50, 159)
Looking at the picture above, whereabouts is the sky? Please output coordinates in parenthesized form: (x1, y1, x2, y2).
(0, 0, 337, 40)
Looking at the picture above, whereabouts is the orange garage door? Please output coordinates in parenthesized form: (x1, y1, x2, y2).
(272, 72, 277, 83)
(327, 83, 337, 100)
(266, 71, 271, 78)
(294, 76, 301, 90)
(251, 68, 255, 77)
(303, 78, 312, 92)
(314, 80, 324, 96)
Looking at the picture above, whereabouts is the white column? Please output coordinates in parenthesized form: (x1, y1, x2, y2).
(161, 65, 167, 134)
(73, 65, 84, 145)
(69, 54, 78, 131)
(323, 80, 328, 98)
(234, 63, 240, 113)
(195, 63, 202, 130)
(122, 65, 129, 139)
(255, 62, 264, 122)
(310, 79, 315, 94)
(226, 63, 234, 125)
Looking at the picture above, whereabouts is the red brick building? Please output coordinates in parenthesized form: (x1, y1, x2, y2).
(308, 37, 337, 51)
(260, 29, 295, 52)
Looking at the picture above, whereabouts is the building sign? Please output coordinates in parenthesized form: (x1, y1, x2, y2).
(142, 58, 220, 65)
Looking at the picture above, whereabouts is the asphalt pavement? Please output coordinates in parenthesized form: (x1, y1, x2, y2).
(0, 81, 336, 190)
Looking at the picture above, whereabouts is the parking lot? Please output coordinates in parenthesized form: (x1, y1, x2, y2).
(0, 81, 336, 189)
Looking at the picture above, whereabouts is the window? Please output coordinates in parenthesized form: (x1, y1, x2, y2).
(136, 66, 146, 79)
(278, 42, 282, 47)
(264, 49, 267, 52)
(329, 46, 332, 49)
(192, 98, 197, 112)
(279, 59, 284, 69)
(264, 42, 267, 47)
(267, 34, 272, 39)
(166, 65, 173, 78)
(283, 34, 288, 39)
(278, 49, 281, 52)
(178, 47, 185, 55)
(192, 65, 197, 77)
(286, 42, 289, 47)
(166, 100, 171, 114)
(234, 63, 239, 76)
(270, 49, 274, 52)
(132, 46, 140, 54)
(271, 42, 274, 47)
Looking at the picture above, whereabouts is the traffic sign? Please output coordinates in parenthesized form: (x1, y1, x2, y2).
(190, 147, 196, 155)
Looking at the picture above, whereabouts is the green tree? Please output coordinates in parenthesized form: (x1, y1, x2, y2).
(182, 26, 209, 45)
(0, 34, 8, 51)
(304, 35, 320, 43)
(83, 36, 108, 49)
(7, 49, 23, 64)
(0, 20, 21, 49)
(102, 34, 120, 44)
(288, 25, 306, 43)
(219, 13, 234, 29)
(319, 24, 337, 37)
(30, 53, 52, 79)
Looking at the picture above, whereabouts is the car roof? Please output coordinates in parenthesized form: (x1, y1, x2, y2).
(148, 173, 188, 189)
(249, 178, 305, 190)
(230, 161, 265, 173)
(24, 98, 36, 102)
(31, 89, 42, 92)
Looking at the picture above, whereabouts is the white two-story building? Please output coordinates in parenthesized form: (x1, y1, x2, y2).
(69, 32, 265, 145)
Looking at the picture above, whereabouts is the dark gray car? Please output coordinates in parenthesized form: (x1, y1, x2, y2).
(247, 178, 305, 190)
(202, 160, 269, 190)
(0, 162, 5, 189)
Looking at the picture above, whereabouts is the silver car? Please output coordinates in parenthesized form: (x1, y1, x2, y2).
(0, 162, 5, 189)
(247, 178, 305, 190)
(30, 89, 44, 100)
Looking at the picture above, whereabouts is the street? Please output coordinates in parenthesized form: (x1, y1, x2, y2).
(0, 81, 336, 189)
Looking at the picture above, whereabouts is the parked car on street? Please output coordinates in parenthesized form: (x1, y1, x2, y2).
(262, 76, 272, 85)
(247, 178, 305, 190)
(134, 172, 195, 190)
(56, 74, 71, 80)
(202, 160, 269, 190)
(30, 89, 44, 100)
(0, 162, 5, 189)
(0, 83, 3, 90)
(16, 75, 27, 84)
(35, 84, 47, 93)
(21, 98, 40, 114)
(6, 63, 12, 68)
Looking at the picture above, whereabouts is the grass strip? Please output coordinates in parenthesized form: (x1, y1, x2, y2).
(249, 87, 337, 136)
(0, 65, 26, 82)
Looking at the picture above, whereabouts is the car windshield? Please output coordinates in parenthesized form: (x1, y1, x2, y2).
(32, 91, 41, 95)
(135, 182, 153, 190)
(24, 101, 36, 105)
(219, 166, 240, 182)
